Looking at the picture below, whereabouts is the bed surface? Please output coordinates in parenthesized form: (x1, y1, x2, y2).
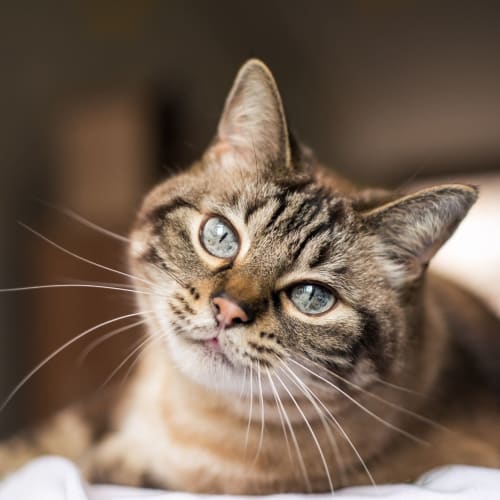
(1, 457, 500, 500)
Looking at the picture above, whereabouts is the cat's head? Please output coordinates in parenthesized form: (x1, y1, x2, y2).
(129, 59, 477, 394)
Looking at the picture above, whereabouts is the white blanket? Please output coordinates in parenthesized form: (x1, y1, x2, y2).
(1, 457, 500, 500)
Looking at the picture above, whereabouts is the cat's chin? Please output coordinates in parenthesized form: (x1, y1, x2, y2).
(165, 330, 248, 393)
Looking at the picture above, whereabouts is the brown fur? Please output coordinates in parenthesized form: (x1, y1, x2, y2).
(1, 59, 499, 493)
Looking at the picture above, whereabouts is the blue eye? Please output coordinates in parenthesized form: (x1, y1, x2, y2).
(289, 283, 336, 315)
(200, 216, 239, 259)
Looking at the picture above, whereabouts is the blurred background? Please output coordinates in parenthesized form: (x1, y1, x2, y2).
(1, 0, 500, 437)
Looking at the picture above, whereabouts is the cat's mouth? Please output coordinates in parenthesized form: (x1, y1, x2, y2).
(168, 318, 274, 376)
(197, 335, 235, 365)
(204, 336, 223, 352)
(180, 330, 236, 367)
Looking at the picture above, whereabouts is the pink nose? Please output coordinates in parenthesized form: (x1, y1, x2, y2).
(212, 296, 249, 327)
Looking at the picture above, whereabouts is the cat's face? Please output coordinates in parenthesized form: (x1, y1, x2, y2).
(129, 60, 476, 395)
(129, 169, 394, 393)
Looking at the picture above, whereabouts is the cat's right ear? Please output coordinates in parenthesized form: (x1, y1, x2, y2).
(362, 184, 478, 287)
(204, 59, 292, 175)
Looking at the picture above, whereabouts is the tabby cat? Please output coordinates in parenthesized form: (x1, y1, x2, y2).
(1, 59, 500, 494)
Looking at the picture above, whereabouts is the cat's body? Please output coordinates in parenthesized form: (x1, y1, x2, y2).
(1, 60, 499, 493)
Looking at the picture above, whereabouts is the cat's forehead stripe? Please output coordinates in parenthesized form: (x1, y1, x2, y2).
(285, 196, 344, 264)
(250, 182, 338, 229)
(291, 222, 332, 263)
(242, 177, 315, 223)
(243, 197, 274, 224)
(262, 193, 289, 231)
(146, 197, 198, 233)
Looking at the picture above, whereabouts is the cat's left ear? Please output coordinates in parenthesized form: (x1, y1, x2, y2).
(363, 184, 478, 287)
(205, 59, 292, 174)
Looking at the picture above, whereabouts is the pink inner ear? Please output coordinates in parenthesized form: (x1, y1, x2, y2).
(205, 60, 292, 174)
(206, 139, 251, 170)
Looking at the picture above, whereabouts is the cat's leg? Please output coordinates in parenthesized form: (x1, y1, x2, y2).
(80, 432, 168, 489)
(0, 390, 117, 478)
(0, 406, 96, 477)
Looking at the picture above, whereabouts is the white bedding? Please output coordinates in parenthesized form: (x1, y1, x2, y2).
(1, 457, 500, 500)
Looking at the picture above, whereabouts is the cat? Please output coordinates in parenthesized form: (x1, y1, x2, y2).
(1, 59, 500, 494)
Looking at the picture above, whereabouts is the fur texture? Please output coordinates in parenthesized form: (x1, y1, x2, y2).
(1, 59, 499, 493)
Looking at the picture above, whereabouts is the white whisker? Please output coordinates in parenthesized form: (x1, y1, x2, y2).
(265, 367, 311, 492)
(296, 354, 444, 432)
(373, 376, 425, 397)
(65, 278, 175, 297)
(279, 362, 345, 487)
(239, 366, 248, 400)
(252, 361, 265, 464)
(264, 368, 294, 471)
(0, 283, 167, 298)
(290, 357, 429, 445)
(18, 222, 157, 289)
(280, 360, 376, 488)
(100, 336, 153, 389)
(245, 363, 254, 450)
(120, 336, 161, 387)
(62, 279, 141, 290)
(35, 200, 131, 243)
(0, 310, 153, 412)
(77, 319, 147, 365)
(273, 369, 334, 494)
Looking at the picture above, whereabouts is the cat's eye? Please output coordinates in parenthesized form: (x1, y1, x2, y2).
(200, 216, 239, 259)
(288, 283, 336, 315)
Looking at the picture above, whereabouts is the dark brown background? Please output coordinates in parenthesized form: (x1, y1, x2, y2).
(1, 0, 500, 437)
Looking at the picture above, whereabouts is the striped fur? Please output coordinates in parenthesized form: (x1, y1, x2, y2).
(1, 59, 500, 492)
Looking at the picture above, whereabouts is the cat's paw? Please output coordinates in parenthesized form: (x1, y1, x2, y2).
(81, 434, 166, 489)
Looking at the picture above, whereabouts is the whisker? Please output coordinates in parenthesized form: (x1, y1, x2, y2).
(279, 362, 346, 487)
(222, 355, 228, 391)
(239, 366, 248, 400)
(0, 283, 167, 298)
(18, 222, 157, 289)
(295, 354, 424, 399)
(289, 357, 428, 445)
(34, 200, 131, 243)
(77, 319, 147, 365)
(0, 310, 153, 412)
(120, 336, 161, 388)
(280, 360, 376, 488)
(264, 368, 296, 474)
(252, 361, 265, 464)
(273, 369, 334, 494)
(265, 367, 311, 492)
(66, 278, 174, 300)
(245, 363, 254, 450)
(62, 279, 139, 290)
(151, 263, 189, 290)
(302, 356, 442, 431)
(295, 354, 441, 430)
(372, 376, 425, 397)
(99, 336, 153, 389)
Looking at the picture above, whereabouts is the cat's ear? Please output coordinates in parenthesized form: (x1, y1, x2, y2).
(205, 59, 292, 174)
(363, 184, 478, 286)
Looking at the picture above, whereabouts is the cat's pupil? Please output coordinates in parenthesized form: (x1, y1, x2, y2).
(201, 217, 239, 259)
(290, 283, 335, 315)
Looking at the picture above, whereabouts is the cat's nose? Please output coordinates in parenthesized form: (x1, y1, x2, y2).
(212, 295, 250, 328)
